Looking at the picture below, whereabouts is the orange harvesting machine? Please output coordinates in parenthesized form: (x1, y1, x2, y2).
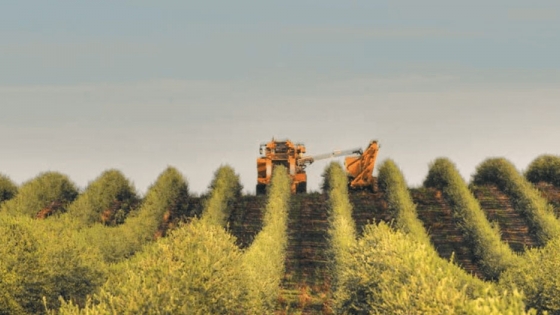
(256, 139, 379, 194)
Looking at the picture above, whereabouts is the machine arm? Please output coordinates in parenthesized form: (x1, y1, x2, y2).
(347, 140, 380, 190)
(297, 147, 362, 167)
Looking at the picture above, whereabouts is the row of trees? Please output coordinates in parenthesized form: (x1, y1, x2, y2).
(491, 156, 560, 312)
(421, 155, 560, 313)
(473, 158, 560, 244)
(424, 158, 520, 279)
(56, 165, 290, 314)
(1, 154, 560, 313)
(0, 166, 193, 314)
(323, 163, 358, 313)
(326, 161, 530, 314)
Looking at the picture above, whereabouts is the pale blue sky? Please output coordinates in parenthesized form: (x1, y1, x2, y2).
(1, 1, 559, 194)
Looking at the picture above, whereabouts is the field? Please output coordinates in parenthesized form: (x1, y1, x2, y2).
(1, 156, 560, 314)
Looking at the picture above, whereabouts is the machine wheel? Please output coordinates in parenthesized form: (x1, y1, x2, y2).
(296, 182, 307, 194)
(256, 184, 267, 195)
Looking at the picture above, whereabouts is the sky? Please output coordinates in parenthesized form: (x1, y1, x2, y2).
(1, 1, 559, 195)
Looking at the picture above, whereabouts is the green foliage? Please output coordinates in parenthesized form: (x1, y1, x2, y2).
(59, 219, 252, 315)
(325, 162, 358, 305)
(0, 214, 40, 315)
(0, 174, 17, 205)
(425, 158, 520, 279)
(201, 165, 242, 227)
(8, 160, 560, 314)
(78, 223, 142, 265)
(500, 236, 560, 314)
(243, 166, 290, 312)
(473, 158, 560, 245)
(326, 162, 357, 250)
(526, 155, 560, 187)
(334, 222, 531, 314)
(330, 159, 526, 313)
(137, 166, 190, 228)
(59, 167, 283, 315)
(377, 159, 431, 246)
(1, 172, 78, 217)
(82, 166, 190, 263)
(66, 169, 139, 227)
(0, 214, 105, 314)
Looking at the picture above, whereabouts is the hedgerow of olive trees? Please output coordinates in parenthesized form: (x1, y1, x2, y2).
(201, 165, 242, 227)
(66, 169, 139, 226)
(243, 165, 291, 312)
(0, 214, 104, 314)
(473, 158, 560, 245)
(1, 172, 78, 217)
(81, 166, 190, 263)
(59, 220, 251, 315)
(377, 159, 431, 246)
(425, 158, 520, 279)
(0, 174, 17, 205)
(330, 159, 530, 314)
(323, 162, 358, 309)
(525, 154, 560, 187)
(336, 222, 531, 314)
(500, 237, 560, 314)
(59, 166, 265, 315)
(377, 159, 493, 291)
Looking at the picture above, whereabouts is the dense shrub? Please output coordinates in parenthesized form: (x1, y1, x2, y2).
(79, 223, 142, 265)
(525, 155, 560, 187)
(1, 172, 78, 218)
(473, 158, 560, 245)
(135, 166, 190, 233)
(59, 220, 252, 315)
(60, 166, 284, 315)
(0, 214, 104, 314)
(335, 222, 531, 314)
(0, 174, 17, 205)
(66, 169, 140, 226)
(82, 166, 190, 263)
(201, 165, 242, 227)
(377, 159, 431, 246)
(324, 162, 358, 307)
(330, 159, 526, 313)
(378, 159, 505, 294)
(425, 158, 520, 279)
(500, 237, 560, 314)
(243, 166, 290, 312)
